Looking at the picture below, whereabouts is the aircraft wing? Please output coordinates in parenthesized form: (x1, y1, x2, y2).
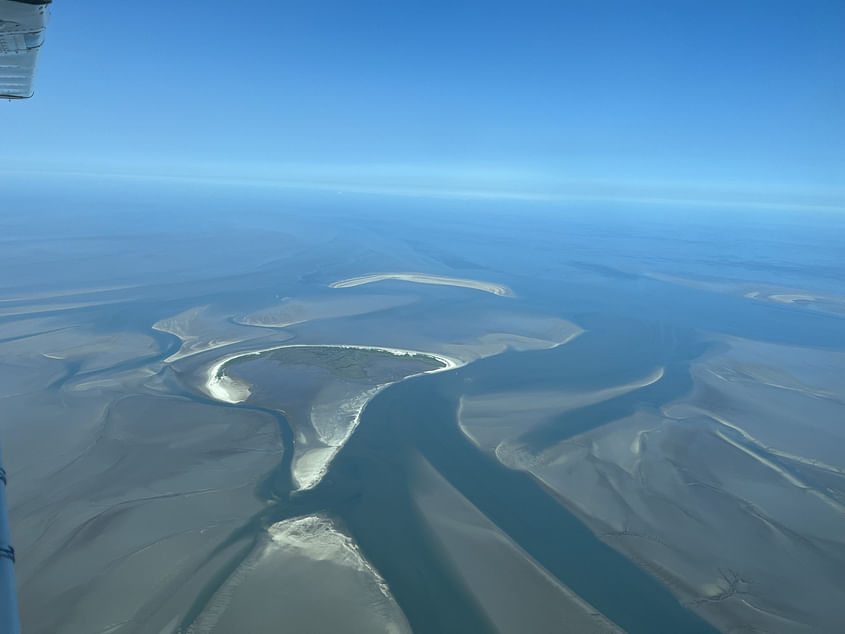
(0, 0, 51, 99)
(0, 4, 51, 631)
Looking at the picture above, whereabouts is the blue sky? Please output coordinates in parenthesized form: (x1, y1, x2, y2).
(2, 0, 844, 205)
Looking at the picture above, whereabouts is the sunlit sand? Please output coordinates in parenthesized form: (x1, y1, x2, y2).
(330, 272, 514, 297)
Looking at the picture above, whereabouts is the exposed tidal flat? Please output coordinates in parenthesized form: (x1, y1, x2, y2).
(2, 182, 845, 633)
(456, 326, 845, 632)
(157, 314, 715, 633)
(234, 293, 418, 329)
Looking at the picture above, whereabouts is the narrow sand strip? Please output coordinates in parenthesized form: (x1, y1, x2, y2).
(664, 406, 845, 477)
(330, 272, 514, 297)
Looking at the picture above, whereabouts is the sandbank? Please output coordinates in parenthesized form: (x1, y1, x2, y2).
(330, 272, 514, 297)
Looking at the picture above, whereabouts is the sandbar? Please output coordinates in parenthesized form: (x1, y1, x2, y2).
(330, 272, 514, 297)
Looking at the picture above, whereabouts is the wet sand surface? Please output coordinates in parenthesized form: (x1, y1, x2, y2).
(2, 179, 844, 633)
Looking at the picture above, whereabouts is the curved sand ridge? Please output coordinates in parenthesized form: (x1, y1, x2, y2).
(153, 305, 281, 363)
(205, 343, 461, 405)
(204, 344, 463, 490)
(330, 272, 514, 297)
